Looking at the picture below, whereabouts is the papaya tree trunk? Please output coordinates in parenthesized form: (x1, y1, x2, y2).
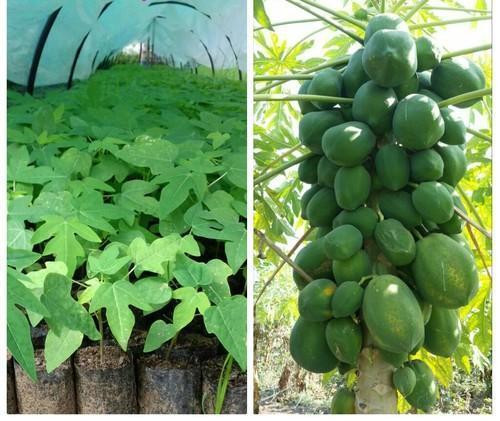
(355, 347, 397, 414)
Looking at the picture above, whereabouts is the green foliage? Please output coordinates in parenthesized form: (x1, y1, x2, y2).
(7, 64, 247, 378)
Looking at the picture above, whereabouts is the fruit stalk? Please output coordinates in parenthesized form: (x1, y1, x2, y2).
(355, 347, 397, 414)
(442, 43, 492, 59)
(438, 87, 492, 108)
(466, 127, 491, 142)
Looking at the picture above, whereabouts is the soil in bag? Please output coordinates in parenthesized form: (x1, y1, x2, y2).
(14, 349, 76, 414)
(137, 346, 202, 414)
(202, 356, 247, 414)
(74, 345, 137, 414)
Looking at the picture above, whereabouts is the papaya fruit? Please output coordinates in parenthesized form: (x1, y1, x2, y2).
(431, 58, 486, 108)
(415, 35, 442, 71)
(393, 366, 417, 397)
(325, 318, 362, 365)
(438, 186, 466, 234)
(424, 306, 462, 357)
(354, 8, 368, 21)
(435, 144, 467, 186)
(417, 298, 432, 325)
(315, 226, 331, 240)
(374, 219, 416, 266)
(404, 360, 438, 412)
(298, 155, 321, 184)
(379, 349, 408, 368)
(332, 207, 378, 238)
(299, 110, 344, 155)
(301, 184, 322, 220)
(335, 166, 371, 210)
(364, 13, 409, 43)
(418, 71, 432, 90)
(338, 362, 355, 375)
(449, 233, 473, 256)
(298, 80, 319, 114)
(375, 144, 410, 191)
(440, 107, 466, 145)
(340, 105, 353, 121)
(412, 233, 479, 308)
(378, 190, 422, 229)
(362, 29, 417, 88)
(298, 278, 336, 322)
(332, 249, 371, 284)
(308, 68, 343, 109)
(289, 317, 339, 373)
(394, 73, 419, 100)
(352, 81, 398, 135)
(317, 156, 339, 188)
(306, 187, 341, 227)
(393, 94, 445, 150)
(331, 388, 355, 414)
(323, 225, 363, 261)
(418, 88, 442, 103)
(293, 239, 333, 290)
(411, 181, 454, 224)
(342, 49, 370, 98)
(322, 121, 376, 167)
(410, 149, 444, 182)
(331, 281, 363, 318)
(362, 275, 424, 353)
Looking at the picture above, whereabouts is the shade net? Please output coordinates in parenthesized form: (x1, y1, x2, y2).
(7, 0, 247, 88)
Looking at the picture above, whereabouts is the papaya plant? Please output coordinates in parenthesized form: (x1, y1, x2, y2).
(7, 65, 247, 381)
(254, 0, 491, 414)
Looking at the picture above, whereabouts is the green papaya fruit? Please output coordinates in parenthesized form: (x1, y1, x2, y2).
(301, 184, 322, 220)
(418, 71, 432, 89)
(412, 181, 454, 224)
(424, 307, 462, 357)
(290, 317, 339, 373)
(374, 219, 416, 266)
(379, 349, 408, 368)
(440, 107, 466, 145)
(322, 121, 376, 167)
(332, 207, 378, 238)
(298, 278, 336, 322)
(438, 187, 466, 234)
(362, 29, 417, 88)
(393, 93, 445, 150)
(293, 239, 333, 290)
(352, 81, 398, 135)
(415, 35, 442, 71)
(331, 281, 363, 318)
(418, 88, 443, 103)
(394, 73, 419, 100)
(298, 155, 321, 184)
(435, 144, 467, 186)
(354, 8, 368, 21)
(323, 225, 363, 261)
(332, 249, 371, 284)
(431, 58, 486, 108)
(306, 187, 341, 227)
(308, 68, 343, 109)
(325, 318, 362, 365)
(317, 156, 339, 188)
(331, 388, 355, 414)
(338, 362, 355, 375)
(342, 49, 370, 98)
(364, 13, 409, 42)
(410, 149, 444, 182)
(375, 144, 410, 191)
(363, 275, 424, 353)
(335, 166, 371, 210)
(378, 190, 422, 229)
(412, 233, 479, 308)
(404, 360, 438, 412)
(299, 110, 344, 154)
(298, 80, 319, 114)
(315, 226, 332, 240)
(393, 366, 417, 397)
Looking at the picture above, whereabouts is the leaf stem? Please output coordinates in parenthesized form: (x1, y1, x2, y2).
(254, 18, 321, 31)
(454, 206, 491, 239)
(285, 0, 364, 44)
(392, 0, 406, 12)
(422, 6, 491, 14)
(403, 0, 431, 21)
(255, 56, 349, 94)
(441, 43, 491, 59)
(254, 152, 315, 186)
(409, 15, 491, 30)
(297, 0, 367, 29)
(97, 310, 104, 365)
(456, 185, 486, 229)
(255, 226, 314, 306)
(254, 93, 354, 104)
(466, 127, 491, 142)
(259, 143, 304, 174)
(254, 229, 314, 284)
(437, 88, 491, 108)
(465, 223, 492, 282)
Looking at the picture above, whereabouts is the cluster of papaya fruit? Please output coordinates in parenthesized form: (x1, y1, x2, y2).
(290, 12, 484, 413)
